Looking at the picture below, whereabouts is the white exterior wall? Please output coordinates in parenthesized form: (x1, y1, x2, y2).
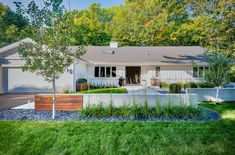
(74, 62, 203, 87)
(0, 65, 3, 94)
(140, 65, 202, 84)
(159, 65, 202, 83)
(141, 66, 156, 85)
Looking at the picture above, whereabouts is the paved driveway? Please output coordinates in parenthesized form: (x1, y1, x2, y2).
(0, 94, 35, 111)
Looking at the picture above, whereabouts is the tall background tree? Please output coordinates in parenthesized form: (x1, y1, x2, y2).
(15, 0, 85, 119)
(0, 3, 28, 47)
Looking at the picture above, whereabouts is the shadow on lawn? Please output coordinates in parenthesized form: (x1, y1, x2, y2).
(200, 102, 235, 120)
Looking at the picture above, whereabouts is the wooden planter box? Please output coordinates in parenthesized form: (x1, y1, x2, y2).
(35, 95, 83, 111)
(76, 83, 88, 91)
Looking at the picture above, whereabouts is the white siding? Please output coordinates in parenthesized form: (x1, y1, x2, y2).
(116, 66, 125, 78)
(140, 65, 203, 84)
(74, 62, 204, 87)
(0, 66, 3, 94)
(141, 66, 155, 85)
(159, 65, 201, 83)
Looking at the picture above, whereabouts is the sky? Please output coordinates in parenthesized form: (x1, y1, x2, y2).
(0, 0, 124, 11)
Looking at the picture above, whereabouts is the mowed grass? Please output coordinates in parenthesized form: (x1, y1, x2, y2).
(0, 102, 235, 155)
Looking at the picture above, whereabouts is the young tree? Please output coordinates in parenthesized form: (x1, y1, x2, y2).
(205, 52, 235, 102)
(15, 0, 85, 119)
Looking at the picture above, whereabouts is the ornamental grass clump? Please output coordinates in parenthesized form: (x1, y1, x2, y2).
(115, 103, 129, 117)
(80, 101, 203, 120)
(80, 102, 107, 118)
(127, 103, 143, 119)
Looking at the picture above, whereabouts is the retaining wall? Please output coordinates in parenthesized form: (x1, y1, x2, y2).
(186, 88, 235, 101)
(83, 94, 198, 108)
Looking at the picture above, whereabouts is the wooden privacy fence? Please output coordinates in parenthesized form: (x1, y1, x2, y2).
(35, 95, 83, 111)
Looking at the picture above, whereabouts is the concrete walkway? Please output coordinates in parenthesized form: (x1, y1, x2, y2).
(123, 86, 166, 94)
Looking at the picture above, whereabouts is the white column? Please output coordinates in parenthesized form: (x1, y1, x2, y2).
(0, 66, 3, 94)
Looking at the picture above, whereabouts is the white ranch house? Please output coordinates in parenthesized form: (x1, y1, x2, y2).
(0, 38, 208, 93)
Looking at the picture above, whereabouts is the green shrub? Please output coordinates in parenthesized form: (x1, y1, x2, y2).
(76, 78, 87, 84)
(184, 82, 199, 88)
(160, 82, 169, 88)
(77, 88, 127, 94)
(169, 83, 182, 93)
(63, 88, 70, 94)
(197, 82, 215, 88)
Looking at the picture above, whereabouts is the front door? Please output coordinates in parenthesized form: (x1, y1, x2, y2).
(126, 66, 141, 84)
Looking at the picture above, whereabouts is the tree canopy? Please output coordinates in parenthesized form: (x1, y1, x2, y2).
(66, 0, 234, 57)
(0, 3, 28, 47)
(0, 0, 234, 58)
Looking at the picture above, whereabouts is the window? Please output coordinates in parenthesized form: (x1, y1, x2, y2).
(112, 67, 116, 77)
(193, 67, 198, 77)
(100, 67, 105, 77)
(94, 66, 116, 77)
(106, 67, 111, 77)
(95, 67, 99, 77)
(156, 67, 160, 77)
(199, 67, 204, 77)
(193, 66, 208, 78)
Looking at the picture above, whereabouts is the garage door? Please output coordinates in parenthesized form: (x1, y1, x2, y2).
(3, 67, 52, 93)
(3, 67, 73, 93)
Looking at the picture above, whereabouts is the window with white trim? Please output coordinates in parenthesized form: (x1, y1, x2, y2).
(156, 67, 160, 77)
(94, 66, 116, 77)
(193, 66, 208, 78)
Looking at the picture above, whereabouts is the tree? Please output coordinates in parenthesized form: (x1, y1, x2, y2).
(15, 0, 85, 119)
(0, 3, 28, 47)
(68, 3, 112, 45)
(205, 52, 235, 102)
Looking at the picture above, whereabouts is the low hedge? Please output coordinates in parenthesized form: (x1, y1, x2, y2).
(184, 82, 199, 88)
(76, 88, 127, 94)
(169, 83, 182, 94)
(197, 82, 215, 88)
(160, 82, 169, 88)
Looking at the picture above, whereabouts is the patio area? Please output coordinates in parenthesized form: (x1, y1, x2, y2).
(123, 86, 168, 94)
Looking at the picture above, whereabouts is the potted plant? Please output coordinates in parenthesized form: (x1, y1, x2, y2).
(151, 77, 157, 86)
(119, 77, 125, 86)
(76, 78, 88, 91)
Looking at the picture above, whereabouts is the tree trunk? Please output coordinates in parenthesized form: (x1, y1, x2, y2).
(215, 86, 220, 103)
(52, 78, 56, 119)
(52, 50, 56, 119)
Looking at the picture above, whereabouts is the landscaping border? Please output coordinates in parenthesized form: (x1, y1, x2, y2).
(35, 93, 197, 111)
(35, 94, 83, 111)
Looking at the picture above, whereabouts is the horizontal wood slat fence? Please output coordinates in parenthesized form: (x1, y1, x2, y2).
(35, 95, 83, 111)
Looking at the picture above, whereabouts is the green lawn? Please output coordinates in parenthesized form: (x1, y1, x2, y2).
(74, 87, 127, 94)
(0, 102, 235, 155)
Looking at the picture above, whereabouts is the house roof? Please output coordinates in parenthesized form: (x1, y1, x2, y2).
(0, 38, 34, 59)
(0, 38, 207, 65)
(71, 46, 207, 65)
